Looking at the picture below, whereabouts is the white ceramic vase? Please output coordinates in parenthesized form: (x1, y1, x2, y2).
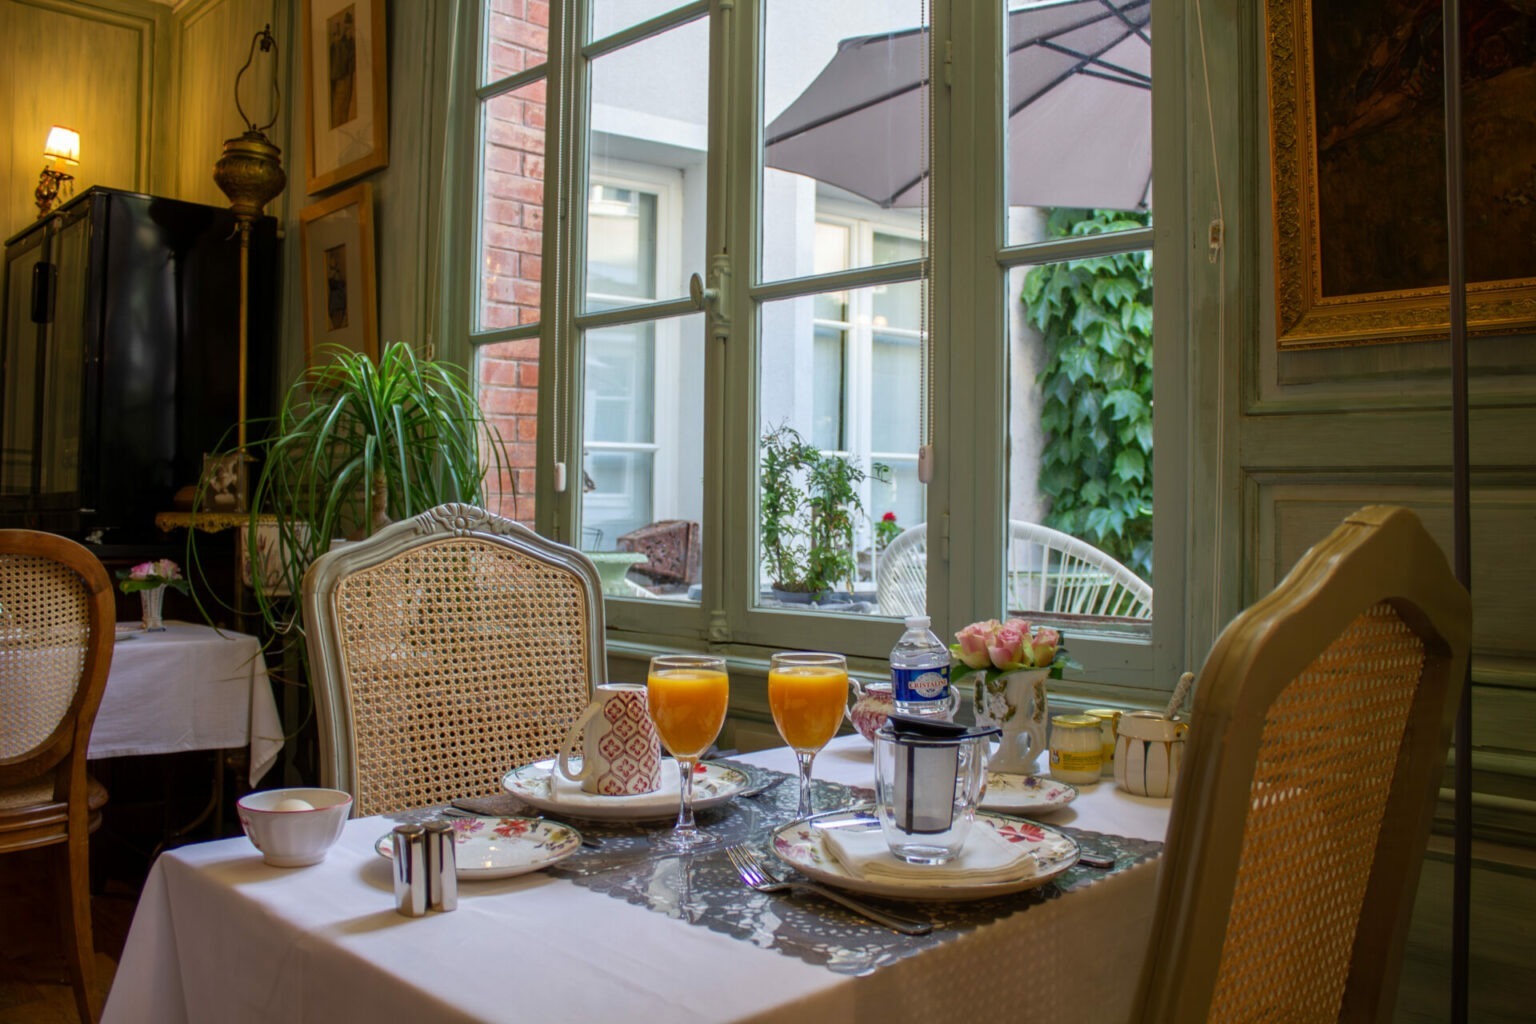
(971, 667, 1050, 774)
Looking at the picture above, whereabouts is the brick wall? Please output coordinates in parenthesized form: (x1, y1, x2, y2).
(477, 0, 547, 526)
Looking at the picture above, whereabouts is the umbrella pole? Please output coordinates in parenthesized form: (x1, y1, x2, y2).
(1441, 1, 1471, 1021)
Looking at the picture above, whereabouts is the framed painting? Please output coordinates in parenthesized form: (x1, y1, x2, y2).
(300, 183, 377, 367)
(1266, 0, 1536, 349)
(302, 0, 389, 195)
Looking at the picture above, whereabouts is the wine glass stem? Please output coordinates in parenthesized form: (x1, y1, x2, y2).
(674, 757, 698, 834)
(794, 750, 816, 819)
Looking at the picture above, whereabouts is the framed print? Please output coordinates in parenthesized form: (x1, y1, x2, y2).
(1266, 0, 1536, 349)
(300, 183, 377, 367)
(303, 0, 389, 194)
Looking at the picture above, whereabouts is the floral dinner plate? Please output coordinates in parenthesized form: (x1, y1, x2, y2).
(374, 815, 582, 880)
(501, 759, 750, 822)
(769, 806, 1079, 901)
(977, 773, 1079, 815)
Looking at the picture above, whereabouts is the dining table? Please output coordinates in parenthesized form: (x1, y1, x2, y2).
(90, 620, 283, 786)
(102, 734, 1171, 1023)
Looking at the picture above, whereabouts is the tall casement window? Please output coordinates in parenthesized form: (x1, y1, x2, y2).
(463, 0, 1179, 691)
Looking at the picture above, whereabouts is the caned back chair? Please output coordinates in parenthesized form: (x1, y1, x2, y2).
(0, 530, 116, 1023)
(876, 520, 1152, 619)
(302, 504, 607, 817)
(1135, 506, 1471, 1023)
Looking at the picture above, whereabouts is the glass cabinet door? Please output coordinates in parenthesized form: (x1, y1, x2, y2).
(1, 235, 45, 498)
(39, 213, 89, 499)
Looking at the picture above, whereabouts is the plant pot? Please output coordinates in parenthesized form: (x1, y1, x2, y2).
(768, 587, 852, 606)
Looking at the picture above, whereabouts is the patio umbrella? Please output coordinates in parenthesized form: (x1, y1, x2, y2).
(764, 0, 1151, 211)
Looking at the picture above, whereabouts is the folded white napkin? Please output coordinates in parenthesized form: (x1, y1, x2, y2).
(822, 820, 1073, 885)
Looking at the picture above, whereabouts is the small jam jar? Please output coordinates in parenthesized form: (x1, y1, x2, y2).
(1049, 714, 1104, 784)
(1083, 708, 1123, 777)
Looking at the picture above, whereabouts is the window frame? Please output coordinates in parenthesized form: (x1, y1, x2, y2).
(457, 0, 1192, 698)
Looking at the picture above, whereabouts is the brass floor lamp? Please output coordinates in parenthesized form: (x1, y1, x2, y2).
(213, 24, 287, 456)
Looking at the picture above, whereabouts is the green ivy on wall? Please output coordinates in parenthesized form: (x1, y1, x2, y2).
(1021, 208, 1154, 583)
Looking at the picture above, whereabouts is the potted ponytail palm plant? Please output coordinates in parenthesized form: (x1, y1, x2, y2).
(233, 342, 507, 634)
(758, 424, 875, 603)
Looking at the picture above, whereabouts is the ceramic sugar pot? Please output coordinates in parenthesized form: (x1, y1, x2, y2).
(1114, 711, 1188, 798)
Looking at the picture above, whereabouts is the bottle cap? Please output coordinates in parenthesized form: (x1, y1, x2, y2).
(904, 615, 931, 629)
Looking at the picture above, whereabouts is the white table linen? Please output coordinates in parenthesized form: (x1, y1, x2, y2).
(104, 736, 1169, 1024)
(90, 621, 282, 785)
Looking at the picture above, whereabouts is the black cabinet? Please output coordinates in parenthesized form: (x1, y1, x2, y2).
(0, 187, 277, 543)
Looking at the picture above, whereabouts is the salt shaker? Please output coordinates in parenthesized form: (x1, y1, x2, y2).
(425, 820, 458, 912)
(391, 824, 428, 917)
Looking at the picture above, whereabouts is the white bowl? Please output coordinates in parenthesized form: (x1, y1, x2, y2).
(236, 788, 352, 867)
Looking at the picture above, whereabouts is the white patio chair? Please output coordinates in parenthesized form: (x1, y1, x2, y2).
(875, 521, 1152, 619)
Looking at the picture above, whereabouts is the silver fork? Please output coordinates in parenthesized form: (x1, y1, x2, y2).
(724, 845, 932, 936)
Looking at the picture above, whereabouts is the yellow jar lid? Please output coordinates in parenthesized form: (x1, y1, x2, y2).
(1082, 708, 1122, 720)
(1051, 714, 1100, 729)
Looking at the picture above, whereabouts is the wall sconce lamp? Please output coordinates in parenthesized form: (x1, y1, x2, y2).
(35, 125, 81, 218)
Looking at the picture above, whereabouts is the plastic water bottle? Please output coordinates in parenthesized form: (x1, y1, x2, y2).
(890, 615, 953, 719)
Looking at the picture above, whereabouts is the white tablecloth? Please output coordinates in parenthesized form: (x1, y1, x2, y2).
(89, 621, 283, 786)
(103, 736, 1170, 1024)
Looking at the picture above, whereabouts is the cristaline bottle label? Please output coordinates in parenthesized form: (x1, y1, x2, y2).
(893, 666, 950, 703)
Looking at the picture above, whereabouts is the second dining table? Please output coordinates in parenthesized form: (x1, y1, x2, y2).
(103, 734, 1170, 1023)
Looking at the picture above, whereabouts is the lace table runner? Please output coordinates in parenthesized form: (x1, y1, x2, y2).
(459, 761, 1163, 976)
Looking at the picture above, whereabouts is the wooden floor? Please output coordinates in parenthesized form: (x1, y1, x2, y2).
(0, 846, 134, 1024)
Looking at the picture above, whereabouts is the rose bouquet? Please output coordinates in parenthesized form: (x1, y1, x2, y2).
(950, 618, 1074, 723)
(116, 558, 191, 595)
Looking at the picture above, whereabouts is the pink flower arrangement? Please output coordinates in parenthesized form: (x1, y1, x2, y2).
(116, 558, 190, 595)
(949, 618, 1069, 681)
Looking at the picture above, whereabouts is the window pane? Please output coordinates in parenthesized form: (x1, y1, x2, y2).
(580, 314, 705, 603)
(759, 280, 924, 615)
(1008, 233, 1153, 622)
(761, 0, 927, 282)
(587, 186, 657, 300)
(589, 0, 694, 41)
(1003, 0, 1152, 245)
(483, 0, 549, 85)
(478, 81, 547, 331)
(476, 338, 538, 527)
(584, 16, 707, 312)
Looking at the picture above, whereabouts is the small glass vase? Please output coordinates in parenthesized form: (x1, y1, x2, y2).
(140, 586, 166, 631)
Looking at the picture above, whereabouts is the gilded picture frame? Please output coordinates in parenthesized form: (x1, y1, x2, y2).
(1266, 0, 1536, 349)
(299, 183, 377, 367)
(302, 0, 389, 195)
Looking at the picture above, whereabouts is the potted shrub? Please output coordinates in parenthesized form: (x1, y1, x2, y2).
(758, 424, 875, 603)
(202, 342, 507, 635)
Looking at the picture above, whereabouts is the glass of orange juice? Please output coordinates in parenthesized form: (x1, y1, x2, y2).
(646, 654, 730, 851)
(768, 651, 848, 820)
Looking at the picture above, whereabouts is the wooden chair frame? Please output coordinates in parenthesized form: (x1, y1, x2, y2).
(1135, 506, 1471, 1022)
(302, 504, 607, 816)
(0, 530, 116, 1023)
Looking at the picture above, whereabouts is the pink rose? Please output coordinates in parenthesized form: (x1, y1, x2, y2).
(988, 620, 1031, 671)
(953, 620, 999, 669)
(130, 561, 157, 580)
(1029, 626, 1061, 667)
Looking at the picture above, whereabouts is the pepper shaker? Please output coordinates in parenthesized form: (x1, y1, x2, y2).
(425, 820, 458, 912)
(391, 824, 428, 917)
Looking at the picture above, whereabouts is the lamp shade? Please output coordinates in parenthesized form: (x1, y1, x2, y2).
(43, 126, 80, 165)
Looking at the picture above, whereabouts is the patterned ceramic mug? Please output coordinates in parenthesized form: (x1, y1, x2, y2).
(557, 683, 664, 795)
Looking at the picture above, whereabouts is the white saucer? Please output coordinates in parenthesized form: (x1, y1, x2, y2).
(375, 815, 581, 880)
(501, 759, 750, 822)
(768, 806, 1079, 901)
(977, 773, 1079, 815)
